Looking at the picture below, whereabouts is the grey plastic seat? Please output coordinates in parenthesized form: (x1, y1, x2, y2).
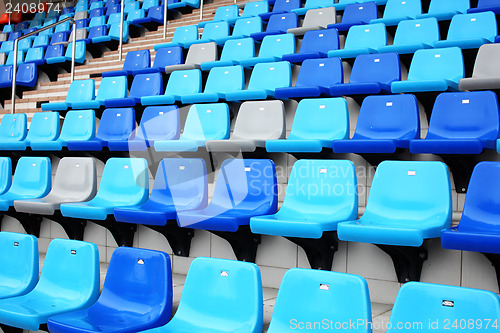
(0, 53, 5, 66)
(14, 157, 97, 216)
(0, 33, 7, 42)
(288, 7, 336, 36)
(206, 100, 285, 152)
(459, 43, 500, 91)
(74, 11, 88, 20)
(165, 42, 218, 74)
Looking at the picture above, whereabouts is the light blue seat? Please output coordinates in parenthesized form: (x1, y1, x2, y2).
(154, 25, 198, 50)
(155, 103, 230, 152)
(391, 47, 464, 93)
(88, 16, 107, 29)
(238, 33, 294, 68)
(214, 16, 262, 45)
(433, 12, 497, 49)
(234, 0, 268, 22)
(18, 111, 60, 150)
(106, 13, 121, 26)
(0, 156, 51, 211)
(0, 114, 27, 150)
(124, 1, 140, 14)
(198, 4, 239, 28)
(267, 269, 371, 333)
(293, 0, 335, 15)
(225, 61, 291, 101)
(251, 159, 357, 238)
(168, 0, 200, 10)
(33, 35, 50, 49)
(127, 9, 146, 23)
(266, 98, 349, 153)
(184, 21, 229, 48)
(30, 110, 96, 151)
(328, 23, 386, 59)
(387, 282, 500, 333)
(0, 157, 11, 195)
(181, 65, 244, 103)
(282, 28, 339, 63)
(370, 0, 421, 26)
(0, 232, 38, 299)
(5, 50, 24, 66)
(378, 17, 439, 54)
(0, 41, 14, 54)
(251, 12, 298, 40)
(141, 69, 201, 105)
(201, 37, 255, 71)
(71, 76, 128, 109)
(105, 72, 162, 107)
(41, 79, 95, 111)
(92, 22, 129, 43)
(24, 48, 45, 65)
(141, 257, 263, 333)
(0, 239, 99, 331)
(60, 158, 149, 221)
(337, 160, 452, 247)
(417, 0, 469, 21)
(17, 39, 32, 52)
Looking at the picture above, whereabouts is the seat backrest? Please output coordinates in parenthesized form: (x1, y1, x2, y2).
(427, 0, 469, 15)
(295, 57, 343, 88)
(388, 282, 500, 333)
(7, 31, 21, 40)
(26, 111, 60, 143)
(74, 10, 88, 20)
(352, 94, 420, 140)
(17, 62, 36, 87)
(393, 17, 440, 47)
(66, 79, 95, 103)
(109, 22, 129, 41)
(247, 61, 291, 91)
(266, 12, 297, 32)
(0, 113, 27, 141)
(232, 16, 262, 36)
(123, 49, 150, 72)
(89, 25, 107, 39)
(153, 46, 182, 68)
(17, 39, 31, 51)
(55, 21, 70, 33)
(135, 105, 180, 142)
(344, 23, 387, 50)
(142, 0, 159, 10)
(446, 12, 497, 43)
(44, 44, 65, 60)
(0, 157, 11, 195)
(107, 12, 121, 25)
(300, 29, 339, 55)
(96, 76, 128, 100)
(90, 7, 106, 18)
(342, 2, 378, 23)
(129, 72, 162, 99)
(220, 38, 255, 62)
(5, 50, 23, 66)
(408, 47, 464, 82)
(204, 65, 244, 94)
(425, 91, 499, 141)
(259, 33, 296, 59)
(0, 66, 12, 85)
(0, 41, 14, 53)
(96, 108, 135, 141)
(124, 1, 140, 13)
(475, 0, 497, 9)
(272, 0, 300, 13)
(164, 69, 202, 96)
(146, 5, 164, 20)
(172, 257, 263, 332)
(471, 43, 500, 79)
(181, 103, 230, 141)
(76, 28, 88, 40)
(288, 97, 349, 141)
(171, 24, 198, 45)
(242, 0, 268, 17)
(0, 33, 6, 42)
(350, 52, 400, 84)
(269, 268, 370, 333)
(302, 7, 336, 28)
(213, 4, 239, 21)
(185, 42, 217, 65)
(382, 0, 421, 19)
(49, 157, 97, 202)
(89, 15, 106, 27)
(232, 100, 285, 141)
(127, 9, 145, 21)
(59, 110, 96, 142)
(33, 35, 49, 48)
(8, 156, 51, 198)
(200, 21, 229, 40)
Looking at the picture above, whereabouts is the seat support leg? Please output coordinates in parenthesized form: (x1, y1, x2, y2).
(91, 217, 137, 247)
(48, 211, 87, 240)
(286, 231, 338, 270)
(376, 244, 428, 283)
(6, 208, 43, 237)
(146, 223, 195, 257)
(211, 226, 261, 262)
(482, 253, 500, 292)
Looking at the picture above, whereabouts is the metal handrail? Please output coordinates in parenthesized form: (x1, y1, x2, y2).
(11, 16, 77, 114)
(199, 0, 203, 20)
(163, 0, 168, 39)
(118, 0, 125, 61)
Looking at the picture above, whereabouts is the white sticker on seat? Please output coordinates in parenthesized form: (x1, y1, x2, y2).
(462, 99, 469, 104)
(117, 113, 121, 116)
(270, 67, 275, 70)
(32, 163, 36, 166)
(168, 50, 171, 53)
(320, 284, 329, 290)
(245, 167, 251, 171)
(124, 165, 129, 169)
(221, 271, 229, 277)
(320, 168, 327, 173)
(319, 63, 324, 67)
(137, 259, 144, 264)
(365, 29, 370, 32)
(415, 23, 420, 27)
(319, 34, 324, 37)
(374, 58, 380, 63)
(471, 18, 476, 22)
(408, 171, 416, 176)
(207, 109, 212, 113)
(320, 105, 325, 109)
(179, 165, 185, 170)
(435, 54, 441, 58)
(386, 102, 393, 106)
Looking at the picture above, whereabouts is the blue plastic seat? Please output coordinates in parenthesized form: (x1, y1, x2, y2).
(275, 57, 343, 99)
(181, 65, 244, 104)
(332, 94, 419, 153)
(378, 17, 439, 54)
(60, 158, 148, 220)
(55, 21, 71, 34)
(135, 47, 182, 74)
(433, 12, 497, 49)
(328, 2, 378, 31)
(106, 5, 121, 15)
(50, 32, 69, 45)
(154, 25, 198, 50)
(0, 156, 51, 211)
(251, 12, 297, 40)
(225, 61, 291, 101)
(0, 113, 27, 150)
(103, 49, 150, 77)
(293, 0, 334, 15)
(7, 31, 22, 41)
(135, 5, 165, 25)
(239, 33, 295, 68)
(72, 76, 128, 109)
(14, 111, 60, 150)
(371, 0, 421, 26)
(61, 41, 87, 64)
(88, 25, 107, 40)
(215, 16, 263, 45)
(418, 0, 469, 21)
(330, 53, 401, 96)
(236, 0, 269, 22)
(0, 158, 11, 195)
(16, 62, 38, 88)
(282, 28, 339, 63)
(107, 13, 121, 26)
(266, 98, 349, 153)
(469, 0, 500, 14)
(141, 69, 201, 105)
(391, 47, 464, 93)
(328, 23, 386, 59)
(143, 0, 159, 11)
(124, 1, 140, 14)
(88, 16, 107, 29)
(410, 91, 499, 154)
(388, 282, 500, 333)
(155, 103, 230, 152)
(260, 0, 300, 20)
(33, 35, 50, 49)
(0, 41, 14, 54)
(198, 4, 239, 28)
(141, 257, 263, 333)
(337, 160, 452, 247)
(114, 158, 207, 225)
(201, 38, 255, 71)
(127, 9, 146, 23)
(67, 108, 135, 151)
(0, 232, 38, 300)
(75, 18, 89, 30)
(5, 50, 24, 66)
(47, 247, 172, 333)
(41, 79, 95, 111)
(105, 72, 162, 107)
(0, 66, 13, 88)
(93, 22, 129, 43)
(17, 39, 31, 52)
(89, 7, 106, 19)
(184, 21, 229, 48)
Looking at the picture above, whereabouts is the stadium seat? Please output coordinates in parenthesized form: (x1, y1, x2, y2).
(47, 247, 172, 333)
(87, 26, 107, 41)
(16, 63, 38, 88)
(206, 100, 285, 152)
(33, 35, 50, 49)
(181, 65, 244, 103)
(293, 0, 334, 15)
(132, 5, 165, 26)
(200, 38, 255, 71)
(141, 257, 263, 333)
(141, 69, 201, 105)
(371, 0, 422, 26)
(102, 49, 151, 77)
(214, 16, 263, 45)
(0, 158, 11, 195)
(198, 4, 239, 28)
(0, 239, 99, 331)
(267, 269, 371, 333)
(44, 44, 66, 63)
(409, 91, 499, 154)
(187, 21, 230, 47)
(135, 46, 182, 74)
(391, 47, 464, 93)
(89, 16, 107, 30)
(266, 98, 349, 153)
(468, 0, 500, 14)
(332, 94, 419, 153)
(378, 17, 439, 54)
(0, 41, 14, 54)
(459, 44, 500, 91)
(0, 113, 27, 150)
(328, 23, 387, 59)
(5, 50, 24, 66)
(7, 31, 21, 41)
(92, 21, 129, 43)
(14, 157, 97, 216)
(275, 57, 343, 99)
(67, 108, 135, 151)
(418, 0, 469, 20)
(0, 67, 12, 88)
(251, 12, 298, 40)
(127, 9, 146, 23)
(167, 0, 200, 10)
(60, 158, 149, 221)
(282, 29, 339, 63)
(235, 0, 269, 22)
(124, 1, 140, 14)
(154, 103, 230, 152)
(41, 79, 95, 111)
(89, 7, 106, 18)
(17, 39, 31, 52)
(154, 25, 198, 50)
(388, 282, 500, 333)
(30, 110, 96, 151)
(0, 156, 51, 212)
(329, 53, 401, 96)
(164, 42, 217, 74)
(9, 111, 60, 151)
(287, 7, 336, 35)
(72, 76, 128, 109)
(238, 33, 294, 68)
(260, 0, 300, 20)
(433, 12, 497, 49)
(104, 73, 162, 107)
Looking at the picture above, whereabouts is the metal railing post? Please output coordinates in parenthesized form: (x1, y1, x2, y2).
(118, 0, 125, 61)
(199, 0, 203, 20)
(8, 0, 11, 25)
(163, 0, 168, 39)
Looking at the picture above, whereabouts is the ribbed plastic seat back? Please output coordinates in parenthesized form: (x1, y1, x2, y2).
(135, 105, 180, 142)
(0, 113, 27, 142)
(350, 52, 401, 85)
(247, 61, 291, 91)
(268, 269, 371, 333)
(232, 17, 262, 36)
(26, 112, 60, 145)
(96, 108, 135, 142)
(59, 110, 96, 143)
(388, 282, 500, 333)
(165, 69, 202, 96)
(0, 232, 38, 299)
(96, 76, 128, 100)
(460, 43, 500, 91)
(241, 0, 268, 17)
(129, 73, 162, 99)
(204, 65, 244, 94)
(123, 49, 150, 73)
(0, 157, 11, 195)
(437, 12, 497, 47)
